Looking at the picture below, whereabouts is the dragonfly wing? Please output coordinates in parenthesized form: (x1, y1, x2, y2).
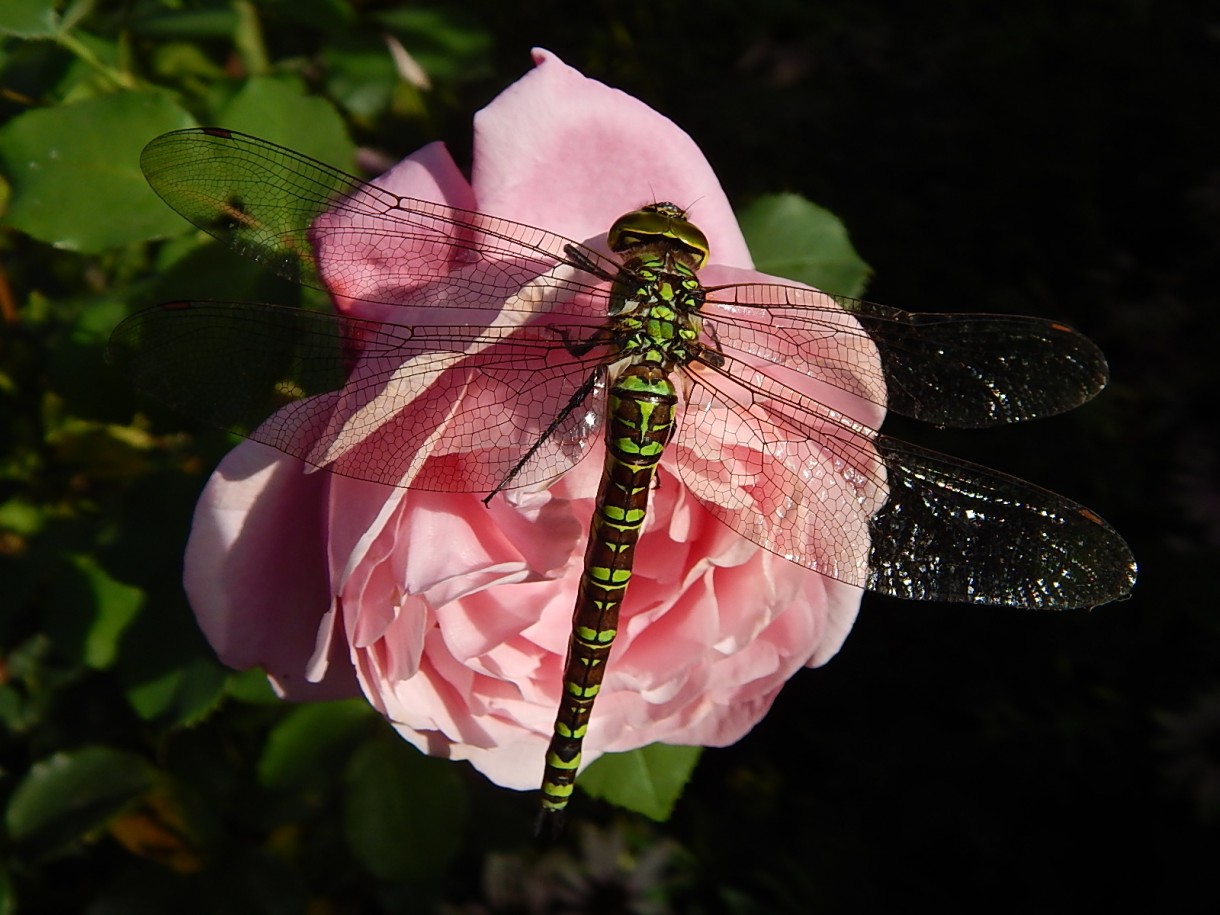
(673, 355, 889, 588)
(674, 354, 1135, 608)
(109, 301, 607, 492)
(842, 298, 1110, 426)
(705, 278, 1109, 427)
(700, 278, 889, 417)
(140, 129, 618, 322)
(868, 436, 1137, 608)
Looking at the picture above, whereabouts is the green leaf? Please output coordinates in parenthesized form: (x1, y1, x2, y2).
(41, 553, 142, 670)
(6, 747, 156, 856)
(223, 667, 280, 704)
(374, 7, 493, 82)
(0, 0, 60, 37)
(343, 732, 467, 883)
(738, 192, 872, 298)
(322, 40, 399, 118)
(259, 700, 375, 790)
(124, 656, 228, 727)
(70, 554, 143, 670)
(0, 91, 195, 251)
(578, 743, 702, 821)
(219, 76, 355, 170)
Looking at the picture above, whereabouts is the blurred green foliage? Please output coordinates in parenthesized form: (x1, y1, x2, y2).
(1, 1, 1217, 913)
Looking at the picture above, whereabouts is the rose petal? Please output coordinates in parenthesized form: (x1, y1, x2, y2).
(474, 49, 754, 269)
(184, 440, 359, 700)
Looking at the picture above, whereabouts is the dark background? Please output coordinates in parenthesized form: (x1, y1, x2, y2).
(2, 1, 1217, 911)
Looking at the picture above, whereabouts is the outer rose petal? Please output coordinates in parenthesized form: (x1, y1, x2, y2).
(184, 49, 880, 794)
(474, 49, 754, 269)
(184, 440, 359, 701)
(317, 140, 476, 325)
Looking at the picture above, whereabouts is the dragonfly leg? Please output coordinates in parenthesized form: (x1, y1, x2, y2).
(546, 323, 617, 358)
(700, 319, 727, 367)
(563, 243, 615, 281)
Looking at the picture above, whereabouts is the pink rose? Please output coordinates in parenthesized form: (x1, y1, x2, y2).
(184, 49, 885, 794)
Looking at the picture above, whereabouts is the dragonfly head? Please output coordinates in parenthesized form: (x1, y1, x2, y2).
(608, 202, 710, 269)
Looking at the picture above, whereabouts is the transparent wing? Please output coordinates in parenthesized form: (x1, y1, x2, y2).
(674, 353, 887, 588)
(705, 281, 1109, 427)
(140, 128, 619, 320)
(108, 301, 610, 491)
(676, 353, 1136, 609)
(865, 435, 1137, 608)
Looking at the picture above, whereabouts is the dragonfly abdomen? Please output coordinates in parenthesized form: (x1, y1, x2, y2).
(539, 363, 678, 828)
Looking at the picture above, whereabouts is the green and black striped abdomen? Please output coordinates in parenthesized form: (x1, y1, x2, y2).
(538, 362, 678, 827)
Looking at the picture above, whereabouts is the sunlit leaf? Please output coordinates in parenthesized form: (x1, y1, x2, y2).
(219, 76, 355, 170)
(70, 553, 143, 670)
(579, 743, 702, 821)
(0, 91, 195, 251)
(738, 192, 872, 297)
(41, 553, 142, 669)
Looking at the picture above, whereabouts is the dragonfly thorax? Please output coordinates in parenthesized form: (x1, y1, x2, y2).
(607, 204, 711, 370)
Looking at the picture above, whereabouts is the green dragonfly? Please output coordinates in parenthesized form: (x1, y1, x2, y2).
(110, 128, 1136, 832)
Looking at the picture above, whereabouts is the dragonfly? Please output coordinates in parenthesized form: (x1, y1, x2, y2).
(110, 128, 1137, 832)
